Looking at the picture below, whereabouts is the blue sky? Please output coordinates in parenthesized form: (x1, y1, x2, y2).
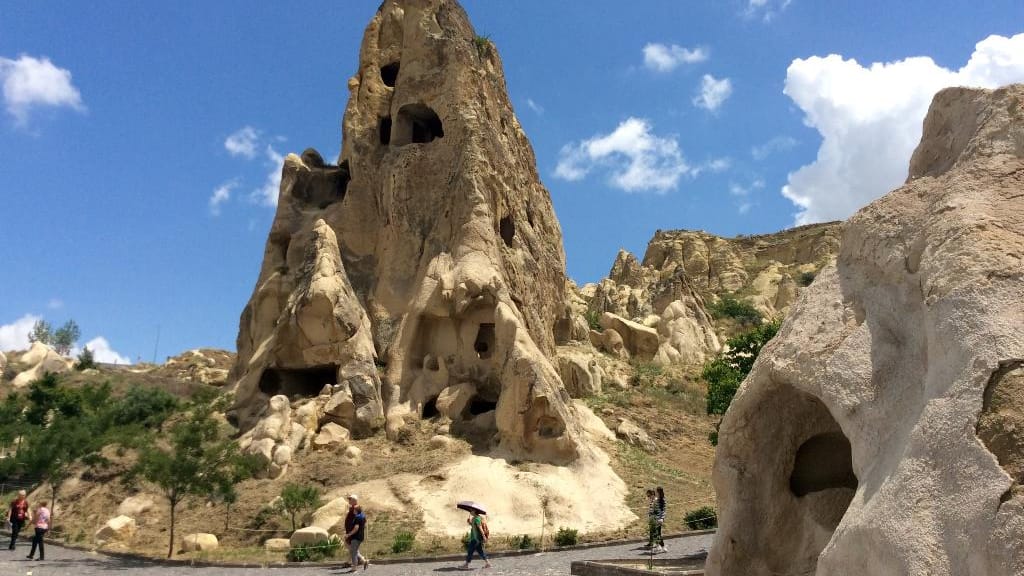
(1, 0, 1022, 362)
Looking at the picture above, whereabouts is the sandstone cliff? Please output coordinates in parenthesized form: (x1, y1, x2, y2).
(231, 0, 594, 474)
(708, 85, 1024, 575)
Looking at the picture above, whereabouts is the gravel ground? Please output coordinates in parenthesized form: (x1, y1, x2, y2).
(0, 533, 713, 576)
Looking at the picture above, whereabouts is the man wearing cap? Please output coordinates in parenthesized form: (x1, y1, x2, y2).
(7, 490, 29, 550)
(343, 494, 369, 571)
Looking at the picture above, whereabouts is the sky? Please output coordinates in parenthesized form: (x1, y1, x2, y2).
(1, 0, 1022, 362)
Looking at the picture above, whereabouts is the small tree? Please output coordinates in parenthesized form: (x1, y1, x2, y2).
(132, 402, 250, 558)
(52, 320, 80, 355)
(278, 483, 323, 531)
(76, 346, 96, 371)
(704, 320, 781, 444)
(27, 320, 52, 345)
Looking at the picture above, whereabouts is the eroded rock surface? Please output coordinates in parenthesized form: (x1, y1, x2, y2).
(708, 85, 1024, 576)
(231, 0, 585, 466)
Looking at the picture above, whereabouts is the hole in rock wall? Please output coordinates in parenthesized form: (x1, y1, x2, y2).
(394, 103, 444, 146)
(292, 160, 350, 208)
(422, 396, 440, 419)
(499, 216, 515, 247)
(380, 62, 400, 87)
(466, 396, 498, 417)
(259, 366, 338, 398)
(789, 432, 858, 497)
(474, 323, 496, 359)
(379, 116, 392, 145)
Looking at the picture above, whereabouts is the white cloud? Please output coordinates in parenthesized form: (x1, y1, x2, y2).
(208, 180, 236, 216)
(47, 298, 63, 310)
(251, 145, 285, 207)
(0, 314, 41, 352)
(693, 74, 732, 111)
(643, 43, 709, 72)
(744, 0, 793, 22)
(729, 179, 764, 214)
(224, 126, 261, 159)
(751, 135, 798, 160)
(781, 33, 1024, 225)
(526, 98, 544, 115)
(78, 337, 129, 365)
(706, 157, 732, 173)
(0, 54, 84, 124)
(554, 117, 693, 193)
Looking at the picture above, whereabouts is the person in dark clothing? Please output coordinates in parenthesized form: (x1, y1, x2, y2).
(343, 495, 368, 571)
(652, 487, 667, 553)
(7, 490, 29, 550)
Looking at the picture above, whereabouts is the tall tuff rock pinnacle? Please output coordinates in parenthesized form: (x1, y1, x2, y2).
(230, 0, 582, 465)
(707, 84, 1024, 576)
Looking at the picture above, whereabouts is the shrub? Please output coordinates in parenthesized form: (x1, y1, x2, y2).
(287, 534, 342, 562)
(473, 34, 492, 58)
(798, 271, 816, 287)
(704, 320, 781, 416)
(684, 506, 717, 530)
(111, 386, 179, 429)
(506, 534, 535, 550)
(553, 526, 579, 547)
(631, 361, 663, 388)
(584, 310, 602, 331)
(708, 295, 762, 326)
(391, 530, 415, 554)
(75, 346, 96, 371)
(278, 483, 323, 531)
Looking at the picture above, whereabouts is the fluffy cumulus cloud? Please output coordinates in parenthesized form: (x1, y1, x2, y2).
(208, 180, 236, 216)
(782, 33, 1024, 225)
(643, 43, 709, 72)
(693, 74, 732, 111)
(0, 54, 84, 124)
(78, 337, 129, 365)
(224, 126, 260, 159)
(555, 117, 693, 193)
(0, 314, 41, 351)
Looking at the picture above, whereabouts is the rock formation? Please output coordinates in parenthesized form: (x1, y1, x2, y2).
(231, 0, 585, 465)
(11, 342, 72, 388)
(707, 85, 1024, 575)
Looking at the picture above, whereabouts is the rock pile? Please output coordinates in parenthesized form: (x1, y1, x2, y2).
(708, 85, 1024, 575)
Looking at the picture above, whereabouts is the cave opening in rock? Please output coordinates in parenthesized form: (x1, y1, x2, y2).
(259, 366, 337, 398)
(790, 431, 858, 496)
(394, 103, 444, 145)
(499, 215, 515, 247)
(379, 116, 392, 145)
(422, 396, 440, 419)
(467, 397, 497, 416)
(380, 62, 399, 87)
(474, 323, 496, 359)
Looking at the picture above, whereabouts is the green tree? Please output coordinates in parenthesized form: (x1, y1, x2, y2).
(131, 402, 250, 558)
(278, 483, 323, 531)
(708, 295, 763, 326)
(52, 320, 81, 355)
(111, 386, 179, 429)
(27, 320, 52, 345)
(76, 346, 96, 371)
(704, 320, 781, 443)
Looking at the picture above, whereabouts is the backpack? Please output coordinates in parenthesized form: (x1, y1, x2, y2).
(480, 518, 490, 541)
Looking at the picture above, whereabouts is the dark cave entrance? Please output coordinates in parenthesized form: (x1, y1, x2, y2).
(380, 62, 400, 87)
(474, 323, 496, 360)
(394, 103, 444, 145)
(790, 431, 858, 497)
(258, 366, 338, 398)
(422, 396, 440, 419)
(379, 116, 392, 145)
(499, 216, 515, 247)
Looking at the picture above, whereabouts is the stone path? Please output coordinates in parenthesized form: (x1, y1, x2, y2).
(0, 533, 713, 575)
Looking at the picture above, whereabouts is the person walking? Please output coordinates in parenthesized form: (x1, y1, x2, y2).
(7, 490, 29, 550)
(652, 487, 667, 554)
(343, 495, 369, 572)
(459, 509, 491, 570)
(644, 489, 657, 550)
(26, 500, 49, 561)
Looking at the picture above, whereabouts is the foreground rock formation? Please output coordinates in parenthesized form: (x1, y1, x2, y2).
(231, 0, 594, 471)
(708, 85, 1024, 575)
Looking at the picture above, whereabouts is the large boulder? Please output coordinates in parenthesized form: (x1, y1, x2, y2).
(12, 342, 72, 388)
(265, 538, 291, 552)
(116, 495, 154, 518)
(599, 313, 659, 360)
(289, 526, 329, 547)
(556, 348, 603, 398)
(228, 0, 588, 466)
(182, 533, 219, 552)
(707, 85, 1024, 576)
(95, 515, 137, 545)
(654, 297, 720, 367)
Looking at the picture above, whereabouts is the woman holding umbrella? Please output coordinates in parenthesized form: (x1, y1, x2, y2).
(457, 501, 492, 570)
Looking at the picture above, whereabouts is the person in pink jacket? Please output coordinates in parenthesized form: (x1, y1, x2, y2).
(26, 501, 49, 561)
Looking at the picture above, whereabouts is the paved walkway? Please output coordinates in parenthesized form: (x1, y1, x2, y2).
(0, 534, 713, 575)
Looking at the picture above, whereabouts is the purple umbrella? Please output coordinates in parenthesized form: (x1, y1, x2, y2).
(457, 501, 487, 515)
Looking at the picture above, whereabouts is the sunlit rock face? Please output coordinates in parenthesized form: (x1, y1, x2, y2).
(708, 85, 1024, 576)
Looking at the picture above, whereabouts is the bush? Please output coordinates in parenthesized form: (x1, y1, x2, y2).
(684, 506, 718, 530)
(708, 295, 762, 326)
(584, 310, 602, 331)
(111, 386, 179, 429)
(703, 320, 781, 416)
(278, 484, 323, 531)
(798, 271, 816, 287)
(506, 534, 535, 550)
(287, 534, 342, 562)
(75, 346, 97, 371)
(391, 530, 415, 554)
(631, 361, 663, 387)
(473, 34, 492, 58)
(553, 527, 579, 547)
